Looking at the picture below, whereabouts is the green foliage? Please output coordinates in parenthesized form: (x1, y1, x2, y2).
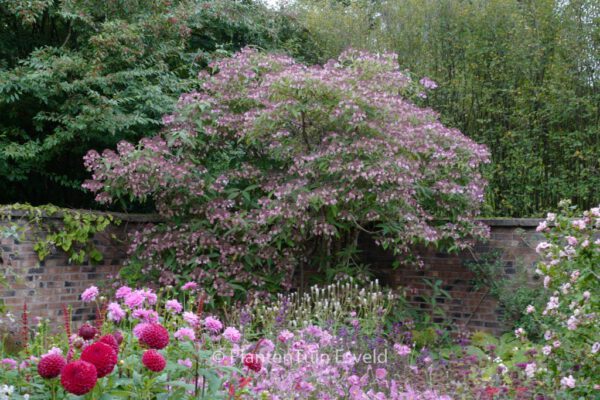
(465, 250, 546, 337)
(0, 0, 319, 207)
(291, 0, 600, 216)
(0, 203, 119, 263)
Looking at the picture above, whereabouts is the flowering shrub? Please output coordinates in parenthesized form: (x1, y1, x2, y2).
(524, 202, 600, 397)
(82, 48, 490, 299)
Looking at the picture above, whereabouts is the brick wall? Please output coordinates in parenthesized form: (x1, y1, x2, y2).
(0, 211, 153, 328)
(360, 219, 544, 333)
(1, 211, 543, 336)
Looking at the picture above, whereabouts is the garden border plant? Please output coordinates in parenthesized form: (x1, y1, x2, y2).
(82, 47, 491, 305)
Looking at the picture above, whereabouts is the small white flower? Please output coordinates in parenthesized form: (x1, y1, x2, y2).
(525, 305, 535, 314)
(560, 375, 576, 389)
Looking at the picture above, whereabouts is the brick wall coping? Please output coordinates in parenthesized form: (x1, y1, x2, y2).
(478, 218, 542, 227)
(0, 208, 161, 223)
(1, 208, 542, 227)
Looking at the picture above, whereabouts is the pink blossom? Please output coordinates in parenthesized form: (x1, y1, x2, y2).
(174, 327, 196, 341)
(572, 219, 586, 230)
(1, 358, 17, 369)
(81, 286, 99, 302)
(165, 299, 183, 314)
(124, 290, 145, 309)
(419, 77, 438, 90)
(278, 330, 294, 343)
(107, 302, 126, 322)
(393, 344, 411, 356)
(141, 289, 157, 305)
(561, 375, 576, 388)
(203, 316, 223, 333)
(132, 308, 159, 323)
(223, 327, 241, 343)
(115, 286, 132, 299)
(375, 368, 387, 380)
(43, 347, 63, 357)
(181, 281, 198, 291)
(525, 305, 535, 314)
(536, 242, 552, 254)
(536, 221, 548, 232)
(183, 312, 200, 327)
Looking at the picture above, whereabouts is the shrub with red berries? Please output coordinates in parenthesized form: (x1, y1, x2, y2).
(80, 342, 118, 378)
(60, 360, 98, 395)
(142, 349, 166, 372)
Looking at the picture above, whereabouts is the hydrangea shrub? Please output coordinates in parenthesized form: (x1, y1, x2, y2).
(83, 48, 490, 297)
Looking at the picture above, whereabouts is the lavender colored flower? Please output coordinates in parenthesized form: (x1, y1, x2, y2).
(174, 327, 196, 341)
(223, 327, 241, 343)
(203, 316, 223, 333)
(165, 299, 183, 314)
(81, 286, 99, 302)
(107, 302, 126, 322)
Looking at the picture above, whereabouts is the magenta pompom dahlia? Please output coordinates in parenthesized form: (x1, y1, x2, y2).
(142, 349, 166, 372)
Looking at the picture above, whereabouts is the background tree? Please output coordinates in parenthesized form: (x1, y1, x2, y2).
(291, 0, 600, 216)
(0, 0, 318, 207)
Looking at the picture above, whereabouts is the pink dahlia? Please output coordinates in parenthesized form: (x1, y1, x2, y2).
(38, 354, 67, 379)
(141, 289, 157, 305)
(107, 302, 126, 322)
(203, 316, 223, 333)
(115, 286, 132, 299)
(80, 342, 118, 378)
(165, 299, 183, 314)
(81, 286, 99, 302)
(142, 350, 166, 372)
(132, 308, 159, 323)
(174, 327, 196, 341)
(183, 311, 200, 327)
(61, 361, 98, 395)
(124, 290, 145, 309)
(223, 327, 241, 343)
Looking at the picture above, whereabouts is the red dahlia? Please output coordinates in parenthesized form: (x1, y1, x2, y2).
(78, 323, 98, 340)
(60, 360, 98, 395)
(99, 334, 120, 355)
(138, 323, 169, 350)
(80, 342, 117, 378)
(38, 354, 67, 379)
(142, 349, 166, 372)
(243, 353, 262, 372)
